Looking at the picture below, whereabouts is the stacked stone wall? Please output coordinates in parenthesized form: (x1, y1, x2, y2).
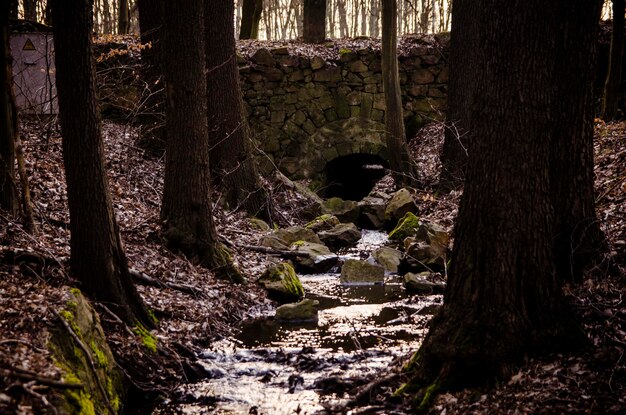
(236, 34, 450, 179)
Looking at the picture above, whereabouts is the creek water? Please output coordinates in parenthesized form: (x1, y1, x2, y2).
(156, 230, 441, 415)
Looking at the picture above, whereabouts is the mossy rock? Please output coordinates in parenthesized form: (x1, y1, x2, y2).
(389, 212, 420, 241)
(49, 288, 124, 415)
(275, 299, 319, 322)
(259, 262, 305, 303)
(384, 188, 417, 226)
(305, 214, 340, 232)
(260, 226, 322, 250)
(248, 218, 271, 231)
(322, 197, 360, 224)
(289, 241, 338, 273)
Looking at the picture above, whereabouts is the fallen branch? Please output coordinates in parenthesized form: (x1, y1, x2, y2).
(0, 367, 84, 390)
(129, 269, 204, 297)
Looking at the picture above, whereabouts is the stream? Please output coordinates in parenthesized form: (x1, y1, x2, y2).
(156, 230, 442, 415)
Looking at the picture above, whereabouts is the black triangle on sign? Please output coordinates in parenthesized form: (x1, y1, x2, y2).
(23, 38, 36, 51)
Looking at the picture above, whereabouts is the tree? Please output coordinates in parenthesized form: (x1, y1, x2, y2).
(51, 0, 155, 328)
(118, 0, 130, 34)
(400, 0, 601, 407)
(239, 0, 263, 39)
(381, 0, 416, 186)
(204, 0, 272, 222)
(602, 0, 625, 120)
(303, 0, 326, 43)
(0, 4, 18, 216)
(161, 0, 243, 283)
(23, 0, 37, 21)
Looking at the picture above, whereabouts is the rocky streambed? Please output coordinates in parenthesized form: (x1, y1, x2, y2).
(156, 185, 452, 415)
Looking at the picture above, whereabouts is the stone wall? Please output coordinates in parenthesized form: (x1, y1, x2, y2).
(236, 34, 450, 180)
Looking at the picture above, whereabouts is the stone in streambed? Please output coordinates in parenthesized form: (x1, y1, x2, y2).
(290, 241, 338, 273)
(340, 259, 384, 285)
(404, 272, 446, 293)
(322, 197, 360, 224)
(384, 188, 417, 226)
(258, 262, 304, 303)
(260, 226, 322, 250)
(318, 223, 362, 250)
(372, 247, 402, 273)
(305, 214, 340, 232)
(275, 299, 319, 322)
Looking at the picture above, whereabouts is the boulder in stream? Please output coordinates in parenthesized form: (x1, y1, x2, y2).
(318, 223, 362, 250)
(401, 240, 447, 272)
(340, 259, 384, 285)
(258, 262, 304, 303)
(322, 197, 360, 224)
(260, 226, 322, 250)
(384, 188, 417, 226)
(275, 298, 320, 322)
(289, 241, 338, 273)
(372, 247, 402, 273)
(404, 272, 446, 293)
(305, 214, 340, 232)
(388, 211, 420, 242)
(358, 196, 386, 229)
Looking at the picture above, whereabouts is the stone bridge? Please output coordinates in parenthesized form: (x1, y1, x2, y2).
(237, 34, 450, 190)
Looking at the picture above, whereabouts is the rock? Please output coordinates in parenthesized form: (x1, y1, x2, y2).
(415, 220, 450, 253)
(358, 196, 386, 229)
(318, 223, 362, 250)
(258, 262, 304, 303)
(275, 299, 320, 322)
(260, 226, 322, 250)
(305, 214, 340, 232)
(290, 241, 338, 273)
(401, 240, 447, 273)
(404, 272, 446, 293)
(248, 218, 270, 231)
(340, 259, 384, 285)
(310, 56, 326, 70)
(251, 48, 276, 66)
(372, 247, 402, 273)
(323, 197, 360, 224)
(388, 212, 420, 241)
(384, 188, 417, 226)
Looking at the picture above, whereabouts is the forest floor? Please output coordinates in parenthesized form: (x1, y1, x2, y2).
(0, 116, 624, 414)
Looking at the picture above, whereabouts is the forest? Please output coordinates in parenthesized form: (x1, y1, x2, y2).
(0, 0, 625, 414)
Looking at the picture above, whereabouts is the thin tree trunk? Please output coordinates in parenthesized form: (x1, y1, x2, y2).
(338, 0, 348, 37)
(23, 0, 37, 21)
(303, 0, 326, 43)
(118, 0, 130, 34)
(602, 0, 625, 120)
(161, 0, 243, 283)
(369, 0, 379, 37)
(51, 0, 154, 328)
(382, 0, 416, 186)
(205, 0, 273, 223)
(239, 0, 263, 39)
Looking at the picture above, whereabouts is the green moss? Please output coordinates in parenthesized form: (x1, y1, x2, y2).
(62, 371, 96, 415)
(133, 324, 157, 352)
(305, 214, 333, 229)
(339, 47, 353, 55)
(292, 240, 306, 247)
(107, 378, 121, 412)
(70, 287, 82, 296)
(66, 300, 78, 310)
(147, 308, 159, 326)
(389, 212, 420, 241)
(59, 309, 81, 336)
(90, 340, 108, 369)
(260, 262, 305, 301)
(416, 382, 439, 412)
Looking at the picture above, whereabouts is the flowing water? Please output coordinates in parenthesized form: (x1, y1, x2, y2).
(156, 230, 441, 415)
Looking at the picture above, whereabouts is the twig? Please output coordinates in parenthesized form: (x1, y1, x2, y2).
(129, 268, 204, 297)
(0, 367, 83, 390)
(95, 302, 135, 337)
(21, 382, 58, 415)
(52, 309, 116, 415)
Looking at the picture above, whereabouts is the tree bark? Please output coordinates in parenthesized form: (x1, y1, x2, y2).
(23, 0, 37, 21)
(303, 0, 326, 43)
(118, 0, 130, 34)
(437, 0, 477, 189)
(403, 0, 587, 407)
(204, 0, 272, 223)
(161, 0, 244, 283)
(381, 0, 416, 186)
(239, 0, 263, 39)
(51, 0, 154, 328)
(602, 0, 625, 120)
(551, 0, 609, 282)
(0, 6, 18, 216)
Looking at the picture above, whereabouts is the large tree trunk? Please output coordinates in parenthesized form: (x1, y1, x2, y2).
(381, 0, 416, 186)
(551, 0, 609, 282)
(402, 0, 588, 407)
(303, 0, 326, 43)
(437, 0, 477, 189)
(602, 0, 625, 120)
(51, 0, 154, 328)
(0, 3, 18, 215)
(161, 0, 243, 283)
(204, 0, 272, 222)
(23, 0, 37, 21)
(239, 0, 263, 39)
(136, 0, 165, 148)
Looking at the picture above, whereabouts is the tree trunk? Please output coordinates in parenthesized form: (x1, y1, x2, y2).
(204, 0, 272, 223)
(551, 0, 609, 282)
(337, 0, 348, 37)
(239, 0, 263, 39)
(23, 0, 37, 21)
(602, 0, 625, 120)
(381, 0, 416, 186)
(437, 0, 477, 189)
(0, 3, 18, 215)
(136, 0, 165, 148)
(51, 0, 154, 328)
(369, 0, 379, 37)
(118, 0, 130, 34)
(303, 0, 326, 43)
(403, 0, 587, 407)
(161, 0, 244, 283)
(8, 0, 18, 19)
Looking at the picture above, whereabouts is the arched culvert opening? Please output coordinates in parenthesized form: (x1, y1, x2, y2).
(321, 153, 389, 201)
